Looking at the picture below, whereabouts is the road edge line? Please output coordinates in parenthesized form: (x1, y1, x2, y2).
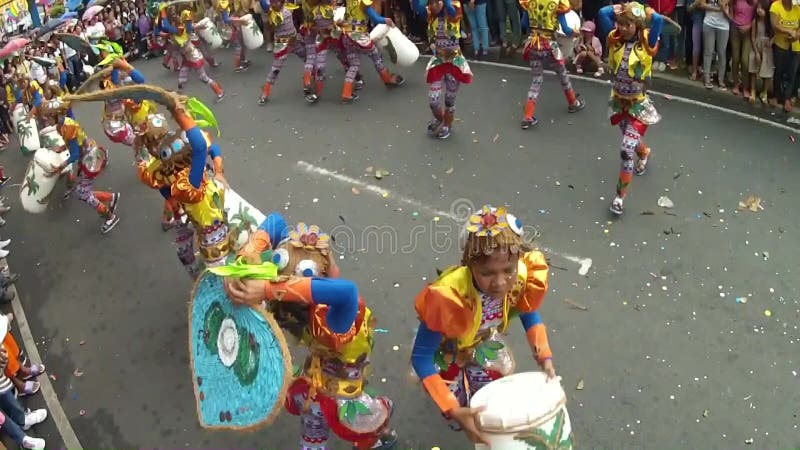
(1, 260, 83, 450)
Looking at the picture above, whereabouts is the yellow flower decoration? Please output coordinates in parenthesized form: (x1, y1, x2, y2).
(287, 223, 331, 251)
(466, 205, 510, 237)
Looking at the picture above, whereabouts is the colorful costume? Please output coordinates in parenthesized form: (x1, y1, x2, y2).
(43, 101, 120, 234)
(137, 107, 228, 278)
(156, 6, 182, 71)
(217, 0, 251, 71)
(187, 10, 221, 67)
(415, 0, 472, 139)
(161, 10, 226, 100)
(339, 0, 403, 102)
(598, 3, 663, 215)
(411, 207, 553, 429)
(259, 0, 314, 104)
(519, 0, 584, 129)
(100, 63, 146, 146)
(234, 214, 397, 450)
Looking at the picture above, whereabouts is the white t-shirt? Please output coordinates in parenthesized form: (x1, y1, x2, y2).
(87, 22, 106, 39)
(62, 41, 77, 59)
(703, 0, 730, 29)
(29, 61, 46, 84)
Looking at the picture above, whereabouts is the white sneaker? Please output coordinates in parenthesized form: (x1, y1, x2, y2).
(0, 217, 5, 227)
(23, 409, 48, 431)
(0, 248, 8, 258)
(265, 42, 274, 52)
(0, 238, 9, 248)
(22, 436, 45, 450)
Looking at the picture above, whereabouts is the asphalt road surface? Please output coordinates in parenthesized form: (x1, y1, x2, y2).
(1, 50, 799, 450)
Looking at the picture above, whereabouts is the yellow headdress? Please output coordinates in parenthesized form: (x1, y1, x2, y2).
(462, 205, 528, 264)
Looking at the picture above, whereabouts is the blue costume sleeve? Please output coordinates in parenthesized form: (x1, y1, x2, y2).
(557, 13, 573, 36)
(598, 5, 615, 41)
(221, 10, 232, 25)
(66, 139, 81, 164)
(413, 0, 427, 18)
(111, 67, 120, 85)
(308, 278, 360, 334)
(66, 108, 75, 119)
(161, 17, 179, 34)
(258, 212, 289, 246)
(411, 322, 442, 379)
(365, 6, 386, 24)
(259, 0, 269, 11)
(443, 0, 456, 18)
(14, 89, 22, 104)
(519, 310, 543, 331)
(185, 20, 194, 32)
(59, 71, 68, 90)
(186, 126, 208, 189)
(159, 186, 171, 199)
(208, 141, 221, 159)
(32, 90, 42, 108)
(129, 69, 145, 84)
(648, 12, 663, 48)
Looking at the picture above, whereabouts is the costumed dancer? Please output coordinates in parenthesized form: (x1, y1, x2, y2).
(258, 0, 316, 104)
(99, 58, 148, 146)
(414, 0, 472, 139)
(222, 213, 398, 450)
(338, 0, 404, 102)
(15, 76, 43, 122)
(161, 10, 226, 100)
(410, 205, 555, 444)
(156, 5, 182, 71)
(40, 100, 121, 235)
(598, 3, 662, 215)
(185, 8, 221, 67)
(217, 0, 252, 72)
(518, 0, 585, 129)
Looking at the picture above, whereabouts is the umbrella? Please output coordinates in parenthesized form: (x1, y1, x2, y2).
(82, 5, 104, 21)
(65, 0, 82, 10)
(86, 0, 108, 6)
(37, 17, 68, 37)
(0, 37, 29, 58)
(54, 32, 98, 54)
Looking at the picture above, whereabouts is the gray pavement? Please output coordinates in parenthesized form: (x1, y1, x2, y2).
(1, 51, 799, 449)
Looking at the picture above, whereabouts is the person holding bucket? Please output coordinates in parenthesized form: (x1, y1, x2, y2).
(410, 205, 556, 444)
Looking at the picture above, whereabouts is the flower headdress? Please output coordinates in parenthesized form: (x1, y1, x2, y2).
(287, 223, 331, 254)
(462, 205, 528, 264)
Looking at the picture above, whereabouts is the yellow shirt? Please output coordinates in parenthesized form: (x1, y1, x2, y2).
(521, 0, 571, 32)
(770, 0, 800, 51)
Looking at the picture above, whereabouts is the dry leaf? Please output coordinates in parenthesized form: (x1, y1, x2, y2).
(445, 167, 454, 174)
(738, 195, 764, 212)
(351, 187, 360, 195)
(576, 379, 584, 390)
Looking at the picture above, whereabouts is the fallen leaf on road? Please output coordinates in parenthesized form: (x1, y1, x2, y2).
(73, 369, 84, 377)
(738, 195, 764, 212)
(79, 340, 86, 345)
(702, 409, 709, 418)
(49, 374, 57, 381)
(564, 298, 588, 311)
(576, 379, 584, 390)
(492, 134, 499, 143)
(365, 166, 373, 173)
(374, 170, 389, 180)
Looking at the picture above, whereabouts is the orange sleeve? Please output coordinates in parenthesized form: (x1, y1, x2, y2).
(136, 162, 165, 189)
(525, 323, 553, 362)
(264, 277, 315, 305)
(60, 123, 78, 141)
(516, 251, 549, 314)
(422, 374, 460, 413)
(414, 285, 473, 339)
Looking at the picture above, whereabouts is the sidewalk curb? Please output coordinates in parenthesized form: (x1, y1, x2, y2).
(0, 259, 83, 450)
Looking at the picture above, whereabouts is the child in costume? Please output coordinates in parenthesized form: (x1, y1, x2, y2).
(186, 9, 221, 67)
(414, 0, 472, 139)
(42, 100, 121, 235)
(598, 3, 663, 215)
(99, 57, 147, 146)
(338, 0, 404, 102)
(518, 0, 585, 129)
(223, 213, 398, 450)
(217, 0, 251, 72)
(259, 0, 315, 104)
(160, 10, 226, 100)
(411, 205, 554, 444)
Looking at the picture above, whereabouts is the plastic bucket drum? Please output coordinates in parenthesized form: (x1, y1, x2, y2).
(20, 147, 69, 213)
(240, 14, 264, 50)
(196, 17, 223, 49)
(219, 180, 266, 252)
(13, 104, 40, 155)
(469, 372, 574, 450)
(370, 25, 419, 66)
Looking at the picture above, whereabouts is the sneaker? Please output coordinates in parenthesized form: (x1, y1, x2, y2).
(22, 436, 45, 450)
(258, 96, 268, 105)
(0, 176, 9, 187)
(23, 409, 48, 431)
(63, 189, 73, 200)
(435, 126, 451, 139)
(610, 197, 624, 216)
(216, 92, 226, 102)
(109, 193, 120, 215)
(426, 119, 442, 135)
(354, 78, 365, 90)
(386, 74, 405, 87)
(305, 92, 319, 103)
(568, 98, 586, 113)
(161, 217, 176, 231)
(211, 60, 222, 67)
(235, 65, 248, 73)
(341, 93, 359, 103)
(101, 215, 120, 234)
(521, 116, 538, 129)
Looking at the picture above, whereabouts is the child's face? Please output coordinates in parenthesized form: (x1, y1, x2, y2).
(469, 250, 519, 299)
(270, 1, 282, 11)
(617, 20, 637, 40)
(582, 30, 593, 41)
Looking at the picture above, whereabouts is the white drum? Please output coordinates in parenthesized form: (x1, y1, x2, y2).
(12, 104, 40, 156)
(239, 14, 264, 50)
(470, 372, 574, 450)
(369, 25, 420, 66)
(20, 147, 70, 214)
(196, 17, 223, 49)
(556, 11, 581, 58)
(219, 180, 267, 252)
(103, 119, 135, 146)
(38, 125, 73, 176)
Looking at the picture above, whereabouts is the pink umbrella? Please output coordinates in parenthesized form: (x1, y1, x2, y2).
(82, 5, 104, 21)
(0, 38, 30, 58)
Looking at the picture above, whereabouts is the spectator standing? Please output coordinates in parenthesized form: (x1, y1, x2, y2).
(465, 0, 489, 59)
(496, 0, 522, 56)
(649, 0, 678, 71)
(748, 0, 773, 103)
(769, 0, 800, 112)
(699, 0, 731, 90)
(730, 0, 757, 96)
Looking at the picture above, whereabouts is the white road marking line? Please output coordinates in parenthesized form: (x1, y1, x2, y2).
(296, 161, 593, 275)
(472, 60, 800, 133)
(1, 260, 83, 450)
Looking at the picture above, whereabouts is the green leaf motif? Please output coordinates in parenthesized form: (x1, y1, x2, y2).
(338, 403, 348, 422)
(345, 401, 357, 423)
(484, 341, 505, 351)
(354, 401, 370, 415)
(24, 174, 40, 196)
(363, 386, 379, 398)
(513, 409, 572, 450)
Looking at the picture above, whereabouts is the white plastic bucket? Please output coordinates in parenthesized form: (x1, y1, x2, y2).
(12, 104, 40, 155)
(470, 372, 574, 450)
(218, 181, 266, 252)
(20, 146, 70, 214)
(240, 14, 264, 50)
(370, 25, 419, 66)
(196, 17, 223, 49)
